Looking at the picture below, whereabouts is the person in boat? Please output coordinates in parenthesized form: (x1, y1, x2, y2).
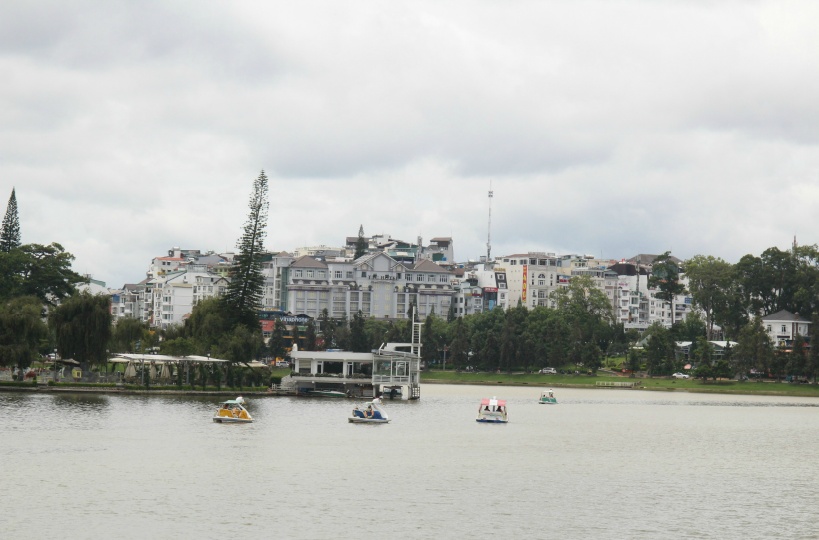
(548, 389, 554, 398)
(365, 405, 373, 418)
(484, 405, 490, 412)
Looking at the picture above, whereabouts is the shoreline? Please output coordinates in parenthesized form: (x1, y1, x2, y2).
(420, 377, 819, 398)
(3, 378, 818, 399)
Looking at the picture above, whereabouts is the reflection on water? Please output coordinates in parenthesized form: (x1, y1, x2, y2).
(1, 386, 818, 539)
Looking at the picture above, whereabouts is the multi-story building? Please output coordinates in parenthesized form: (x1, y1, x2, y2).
(261, 251, 295, 311)
(762, 310, 811, 347)
(291, 245, 348, 259)
(286, 251, 454, 320)
(608, 262, 651, 329)
(150, 264, 228, 328)
(420, 237, 455, 264)
(572, 265, 620, 312)
(451, 272, 486, 316)
(609, 258, 693, 330)
(110, 282, 148, 323)
(494, 253, 565, 310)
(343, 232, 455, 266)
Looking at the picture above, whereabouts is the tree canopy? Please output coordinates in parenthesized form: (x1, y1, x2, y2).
(50, 292, 112, 369)
(0, 296, 49, 371)
(0, 243, 87, 305)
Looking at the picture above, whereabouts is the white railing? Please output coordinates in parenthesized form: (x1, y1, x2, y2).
(373, 375, 411, 384)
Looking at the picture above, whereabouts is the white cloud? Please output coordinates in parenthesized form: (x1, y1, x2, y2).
(2, 0, 818, 287)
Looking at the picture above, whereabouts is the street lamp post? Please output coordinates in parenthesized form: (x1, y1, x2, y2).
(53, 348, 58, 382)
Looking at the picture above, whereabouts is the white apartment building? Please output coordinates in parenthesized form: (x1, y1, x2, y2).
(286, 252, 454, 320)
(261, 251, 295, 311)
(571, 265, 620, 312)
(494, 253, 565, 310)
(451, 271, 487, 316)
(608, 261, 693, 330)
(110, 282, 148, 323)
(150, 264, 228, 328)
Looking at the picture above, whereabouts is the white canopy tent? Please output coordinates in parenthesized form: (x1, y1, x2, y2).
(108, 354, 267, 384)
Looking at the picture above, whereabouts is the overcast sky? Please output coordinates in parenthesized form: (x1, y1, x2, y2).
(2, 1, 818, 288)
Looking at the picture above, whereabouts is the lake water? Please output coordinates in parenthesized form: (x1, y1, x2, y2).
(1, 385, 817, 539)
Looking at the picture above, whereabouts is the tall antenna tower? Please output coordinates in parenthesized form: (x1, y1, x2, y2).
(486, 181, 493, 262)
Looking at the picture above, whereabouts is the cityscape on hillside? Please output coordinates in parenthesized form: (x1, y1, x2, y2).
(79, 230, 809, 350)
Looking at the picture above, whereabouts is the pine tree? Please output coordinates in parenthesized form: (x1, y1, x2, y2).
(223, 171, 269, 329)
(0, 188, 21, 252)
(354, 224, 368, 259)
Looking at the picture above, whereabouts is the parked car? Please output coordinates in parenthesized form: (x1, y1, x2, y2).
(539, 367, 557, 374)
(672, 372, 689, 379)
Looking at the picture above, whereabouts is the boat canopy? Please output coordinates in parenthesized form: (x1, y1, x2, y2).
(480, 398, 506, 408)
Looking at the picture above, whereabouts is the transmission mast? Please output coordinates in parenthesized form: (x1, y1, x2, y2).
(486, 181, 493, 262)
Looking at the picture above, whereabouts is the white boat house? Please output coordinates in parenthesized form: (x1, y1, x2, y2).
(285, 319, 423, 400)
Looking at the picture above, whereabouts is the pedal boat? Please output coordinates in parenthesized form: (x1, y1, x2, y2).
(476, 397, 508, 423)
(538, 390, 558, 404)
(213, 397, 253, 423)
(349, 397, 390, 424)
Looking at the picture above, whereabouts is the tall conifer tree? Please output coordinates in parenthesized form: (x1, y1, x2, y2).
(0, 188, 21, 252)
(354, 224, 367, 259)
(223, 171, 269, 328)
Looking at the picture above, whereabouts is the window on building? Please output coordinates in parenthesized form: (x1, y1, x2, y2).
(334, 271, 342, 279)
(307, 270, 314, 278)
(361, 271, 367, 277)
(417, 274, 423, 282)
(781, 325, 787, 333)
(294, 269, 303, 278)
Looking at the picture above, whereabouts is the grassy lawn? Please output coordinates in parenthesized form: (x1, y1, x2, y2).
(420, 370, 819, 397)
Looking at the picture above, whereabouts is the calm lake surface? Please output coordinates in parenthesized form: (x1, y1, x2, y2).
(2, 385, 817, 539)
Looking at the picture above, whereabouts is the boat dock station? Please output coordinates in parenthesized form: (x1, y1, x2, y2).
(283, 319, 423, 400)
